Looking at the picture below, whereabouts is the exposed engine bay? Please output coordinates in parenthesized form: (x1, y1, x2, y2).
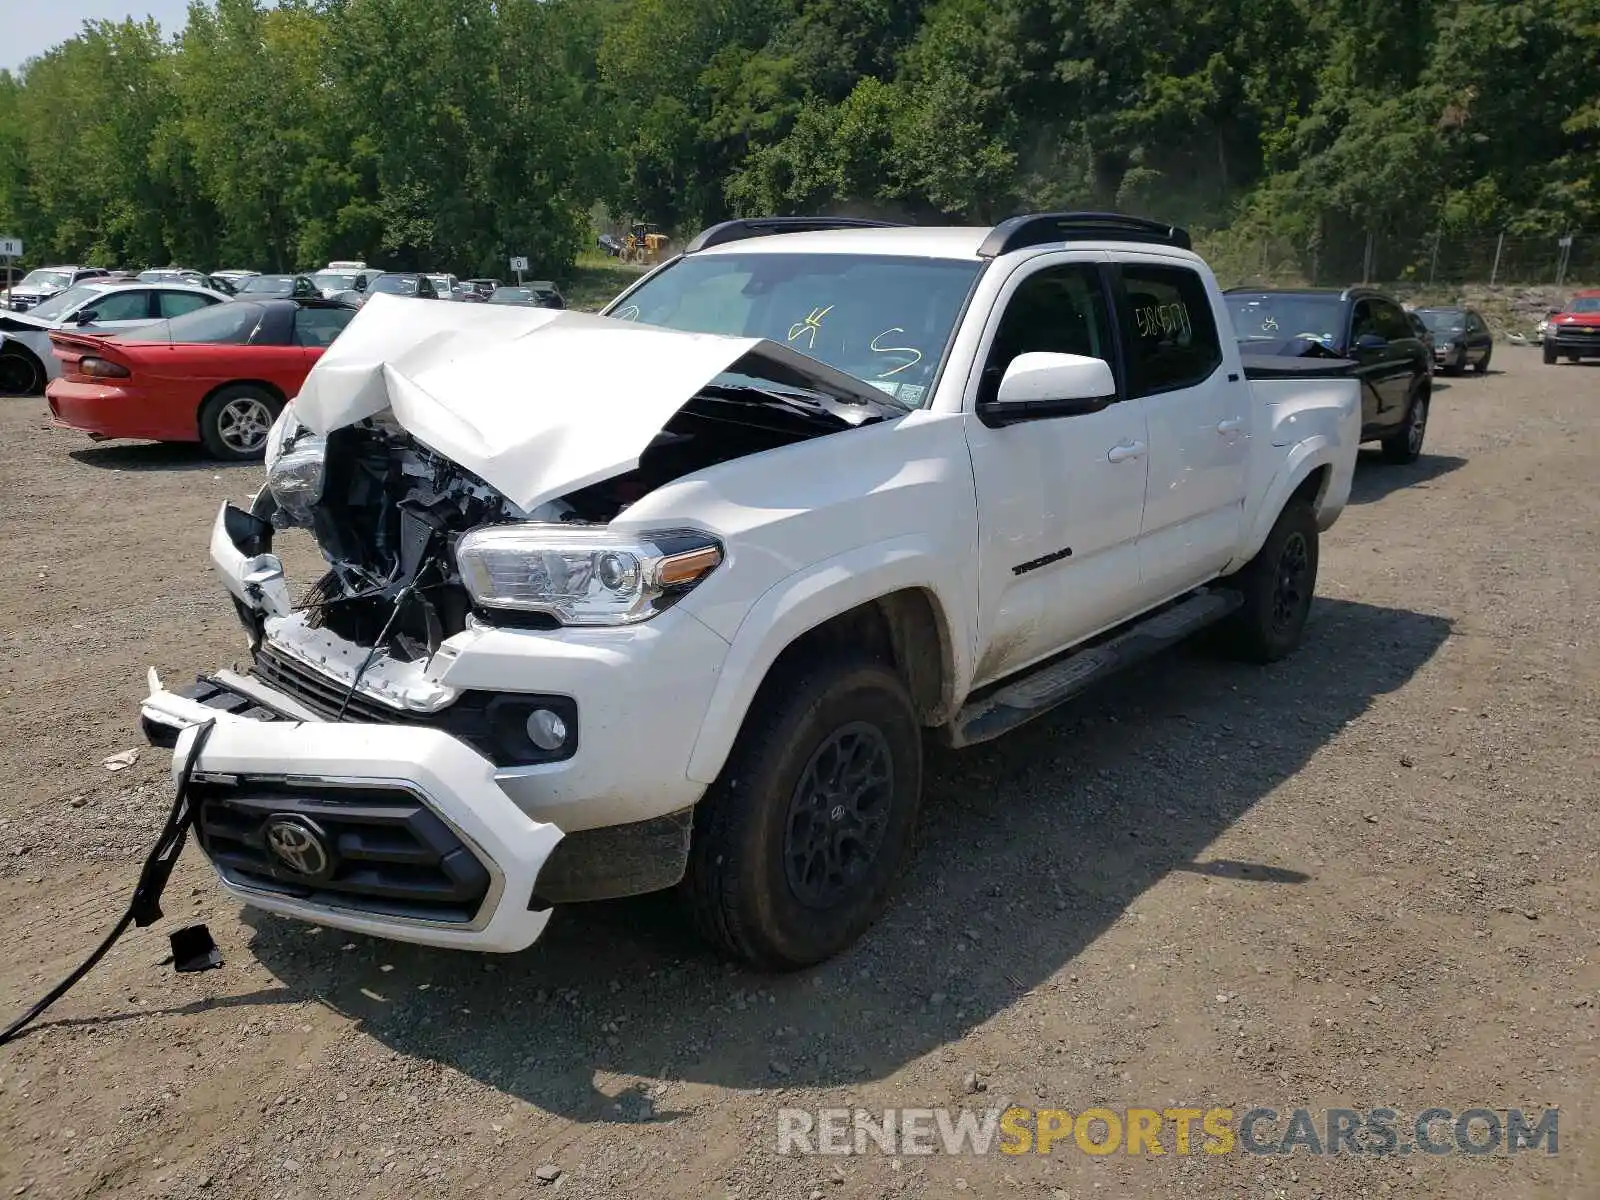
(265, 379, 882, 659)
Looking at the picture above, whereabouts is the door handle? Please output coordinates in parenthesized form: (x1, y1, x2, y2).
(1216, 417, 1244, 435)
(1107, 441, 1146, 463)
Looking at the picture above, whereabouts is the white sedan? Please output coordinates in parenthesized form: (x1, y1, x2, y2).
(0, 279, 229, 396)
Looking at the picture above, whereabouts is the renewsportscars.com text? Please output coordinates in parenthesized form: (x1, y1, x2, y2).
(777, 1106, 1559, 1158)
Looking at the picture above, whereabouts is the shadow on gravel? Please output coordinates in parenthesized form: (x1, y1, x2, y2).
(68, 442, 251, 473)
(1348, 452, 1466, 504)
(242, 596, 1451, 1124)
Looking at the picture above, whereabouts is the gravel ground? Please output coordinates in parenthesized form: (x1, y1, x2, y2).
(0, 351, 1596, 1199)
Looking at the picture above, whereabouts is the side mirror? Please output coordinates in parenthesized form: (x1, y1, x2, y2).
(1353, 332, 1388, 351)
(984, 352, 1116, 423)
(74, 309, 99, 325)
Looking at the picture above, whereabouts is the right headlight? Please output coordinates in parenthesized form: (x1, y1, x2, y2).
(263, 406, 326, 525)
(455, 524, 723, 626)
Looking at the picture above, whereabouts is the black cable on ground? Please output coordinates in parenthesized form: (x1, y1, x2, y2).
(0, 718, 218, 1047)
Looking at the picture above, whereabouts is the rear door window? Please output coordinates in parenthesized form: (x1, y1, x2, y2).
(88, 289, 156, 322)
(1116, 264, 1223, 397)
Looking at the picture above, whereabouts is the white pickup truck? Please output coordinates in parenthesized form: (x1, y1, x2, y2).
(141, 213, 1361, 969)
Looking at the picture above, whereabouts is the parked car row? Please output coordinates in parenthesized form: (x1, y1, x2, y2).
(298, 261, 568, 309)
(3, 252, 575, 458)
(4, 258, 570, 312)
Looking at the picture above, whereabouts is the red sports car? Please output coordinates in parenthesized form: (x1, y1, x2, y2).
(47, 297, 358, 459)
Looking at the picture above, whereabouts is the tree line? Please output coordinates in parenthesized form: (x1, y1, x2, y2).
(0, 0, 1594, 283)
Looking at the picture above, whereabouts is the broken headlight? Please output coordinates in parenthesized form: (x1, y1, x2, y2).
(264, 410, 327, 527)
(455, 525, 722, 626)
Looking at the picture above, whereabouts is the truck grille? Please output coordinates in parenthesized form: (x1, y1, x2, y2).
(250, 644, 450, 729)
(247, 646, 577, 767)
(193, 778, 493, 924)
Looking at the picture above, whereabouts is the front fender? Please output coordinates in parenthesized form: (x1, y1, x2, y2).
(684, 537, 971, 784)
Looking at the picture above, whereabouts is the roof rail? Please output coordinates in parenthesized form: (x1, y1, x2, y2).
(978, 211, 1191, 257)
(684, 216, 907, 254)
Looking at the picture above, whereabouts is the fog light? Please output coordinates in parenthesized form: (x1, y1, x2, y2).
(525, 708, 569, 752)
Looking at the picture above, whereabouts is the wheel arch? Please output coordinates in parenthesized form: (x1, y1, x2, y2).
(684, 542, 969, 786)
(195, 378, 287, 437)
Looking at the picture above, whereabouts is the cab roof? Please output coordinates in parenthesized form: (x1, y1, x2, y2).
(683, 212, 1197, 262)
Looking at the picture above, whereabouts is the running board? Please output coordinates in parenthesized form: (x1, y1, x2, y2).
(948, 588, 1243, 748)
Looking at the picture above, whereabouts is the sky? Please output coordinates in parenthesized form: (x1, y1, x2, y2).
(3, 0, 197, 72)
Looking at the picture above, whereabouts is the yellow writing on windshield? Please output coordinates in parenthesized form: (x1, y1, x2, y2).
(788, 305, 834, 350)
(869, 328, 924, 377)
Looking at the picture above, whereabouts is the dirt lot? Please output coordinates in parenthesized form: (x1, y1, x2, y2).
(1, 351, 1596, 1199)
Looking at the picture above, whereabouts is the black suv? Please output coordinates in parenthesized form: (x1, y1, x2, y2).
(1225, 287, 1433, 463)
(1414, 306, 1493, 375)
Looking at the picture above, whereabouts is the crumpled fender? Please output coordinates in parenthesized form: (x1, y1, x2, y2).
(684, 535, 972, 784)
(209, 500, 293, 619)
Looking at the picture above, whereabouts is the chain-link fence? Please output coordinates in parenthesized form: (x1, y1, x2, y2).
(1344, 232, 1594, 288)
(1208, 228, 1596, 293)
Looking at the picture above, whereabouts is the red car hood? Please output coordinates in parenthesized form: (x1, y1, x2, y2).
(1554, 312, 1600, 327)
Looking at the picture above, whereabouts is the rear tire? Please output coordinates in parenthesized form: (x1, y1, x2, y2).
(1380, 389, 1428, 464)
(0, 347, 44, 397)
(684, 656, 923, 970)
(199, 385, 281, 460)
(1219, 499, 1319, 664)
(1568, 355, 1581, 364)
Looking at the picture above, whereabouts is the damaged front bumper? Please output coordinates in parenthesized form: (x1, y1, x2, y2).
(149, 687, 564, 952)
(141, 499, 729, 950)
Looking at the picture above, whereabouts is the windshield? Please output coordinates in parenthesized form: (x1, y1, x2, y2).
(26, 283, 107, 322)
(240, 275, 294, 296)
(490, 287, 538, 303)
(311, 271, 355, 292)
(1417, 309, 1465, 333)
(1568, 297, 1600, 314)
(1227, 293, 1346, 344)
(370, 275, 419, 295)
(116, 301, 265, 345)
(609, 252, 982, 404)
(18, 269, 72, 291)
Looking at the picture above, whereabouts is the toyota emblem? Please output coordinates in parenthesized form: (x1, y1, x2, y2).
(264, 815, 334, 881)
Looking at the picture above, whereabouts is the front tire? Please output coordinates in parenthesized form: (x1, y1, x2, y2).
(1380, 389, 1428, 464)
(1219, 499, 1319, 664)
(199, 385, 281, 460)
(1473, 347, 1491, 374)
(684, 656, 923, 970)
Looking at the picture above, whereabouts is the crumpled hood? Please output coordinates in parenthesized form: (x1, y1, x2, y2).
(291, 292, 897, 512)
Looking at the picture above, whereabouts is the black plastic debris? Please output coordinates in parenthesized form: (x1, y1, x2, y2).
(170, 924, 223, 973)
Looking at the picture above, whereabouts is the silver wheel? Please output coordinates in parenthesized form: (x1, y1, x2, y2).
(215, 396, 274, 453)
